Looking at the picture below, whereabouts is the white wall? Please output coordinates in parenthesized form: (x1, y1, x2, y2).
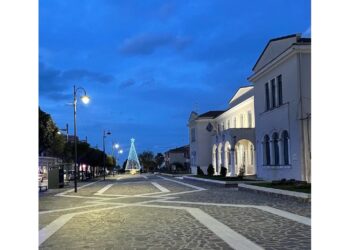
(216, 97, 255, 130)
(189, 119, 214, 173)
(252, 50, 311, 181)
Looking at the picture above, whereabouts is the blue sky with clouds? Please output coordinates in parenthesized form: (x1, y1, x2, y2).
(39, 0, 310, 162)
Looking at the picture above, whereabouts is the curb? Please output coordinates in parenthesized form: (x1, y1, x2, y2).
(159, 173, 192, 177)
(238, 183, 311, 201)
(183, 176, 265, 186)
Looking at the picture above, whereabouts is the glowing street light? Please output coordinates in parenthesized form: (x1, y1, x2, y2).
(118, 149, 123, 154)
(81, 95, 90, 104)
(114, 143, 120, 149)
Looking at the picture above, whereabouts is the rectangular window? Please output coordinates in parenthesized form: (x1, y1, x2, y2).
(271, 78, 276, 108)
(240, 114, 244, 128)
(265, 83, 270, 110)
(248, 111, 252, 128)
(227, 120, 230, 129)
(233, 117, 236, 128)
(191, 128, 196, 142)
(222, 122, 225, 130)
(277, 75, 283, 106)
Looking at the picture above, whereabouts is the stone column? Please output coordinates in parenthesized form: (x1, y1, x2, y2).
(228, 149, 235, 176)
(278, 140, 283, 166)
(269, 140, 274, 165)
(212, 151, 216, 174)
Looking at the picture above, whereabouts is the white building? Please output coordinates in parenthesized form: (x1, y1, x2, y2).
(188, 86, 256, 177)
(248, 34, 311, 182)
(188, 33, 311, 182)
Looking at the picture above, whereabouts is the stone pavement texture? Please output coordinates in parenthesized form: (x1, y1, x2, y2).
(39, 174, 311, 250)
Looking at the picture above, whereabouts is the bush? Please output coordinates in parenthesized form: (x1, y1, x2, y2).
(220, 165, 227, 177)
(197, 166, 204, 176)
(287, 179, 296, 184)
(207, 164, 214, 176)
(238, 167, 245, 180)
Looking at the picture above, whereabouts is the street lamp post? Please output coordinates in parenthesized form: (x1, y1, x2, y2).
(73, 85, 90, 193)
(103, 130, 111, 181)
(117, 149, 123, 167)
(58, 124, 69, 142)
(112, 143, 120, 176)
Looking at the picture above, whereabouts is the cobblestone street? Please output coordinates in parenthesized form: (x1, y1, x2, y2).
(39, 174, 311, 250)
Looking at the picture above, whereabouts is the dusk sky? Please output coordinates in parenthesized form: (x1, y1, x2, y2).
(39, 0, 311, 163)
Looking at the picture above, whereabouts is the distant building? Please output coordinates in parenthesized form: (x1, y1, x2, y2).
(164, 145, 190, 169)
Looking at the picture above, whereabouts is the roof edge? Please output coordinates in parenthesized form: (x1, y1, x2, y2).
(252, 33, 301, 71)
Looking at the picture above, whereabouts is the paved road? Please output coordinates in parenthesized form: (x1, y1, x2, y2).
(39, 174, 311, 250)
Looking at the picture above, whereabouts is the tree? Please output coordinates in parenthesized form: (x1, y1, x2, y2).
(154, 153, 165, 168)
(47, 133, 65, 158)
(106, 155, 115, 171)
(62, 142, 74, 163)
(139, 151, 156, 172)
(39, 108, 59, 155)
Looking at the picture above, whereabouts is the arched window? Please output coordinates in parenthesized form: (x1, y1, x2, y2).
(272, 132, 279, 165)
(282, 130, 290, 165)
(264, 135, 270, 165)
(227, 150, 231, 165)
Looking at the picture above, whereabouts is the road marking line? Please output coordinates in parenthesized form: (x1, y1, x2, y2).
(144, 189, 203, 198)
(158, 176, 206, 191)
(151, 182, 170, 193)
(256, 206, 311, 226)
(185, 207, 263, 250)
(39, 213, 75, 246)
(39, 205, 125, 246)
(94, 184, 113, 195)
(156, 200, 252, 207)
(55, 180, 100, 196)
(154, 200, 311, 226)
(39, 203, 107, 215)
(140, 175, 148, 179)
(94, 191, 165, 197)
(57, 194, 114, 200)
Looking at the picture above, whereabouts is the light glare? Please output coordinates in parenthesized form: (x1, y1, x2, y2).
(81, 95, 90, 104)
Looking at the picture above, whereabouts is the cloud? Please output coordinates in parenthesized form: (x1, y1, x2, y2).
(39, 63, 115, 100)
(158, 2, 176, 20)
(119, 79, 136, 89)
(119, 33, 191, 55)
(62, 69, 114, 84)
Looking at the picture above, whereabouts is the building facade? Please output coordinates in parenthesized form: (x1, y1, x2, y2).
(248, 34, 311, 182)
(164, 145, 190, 169)
(188, 86, 256, 177)
(188, 34, 311, 182)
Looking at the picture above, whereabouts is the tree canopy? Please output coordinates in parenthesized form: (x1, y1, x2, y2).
(39, 107, 60, 155)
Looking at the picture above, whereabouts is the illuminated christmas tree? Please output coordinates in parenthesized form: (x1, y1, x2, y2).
(125, 138, 141, 172)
